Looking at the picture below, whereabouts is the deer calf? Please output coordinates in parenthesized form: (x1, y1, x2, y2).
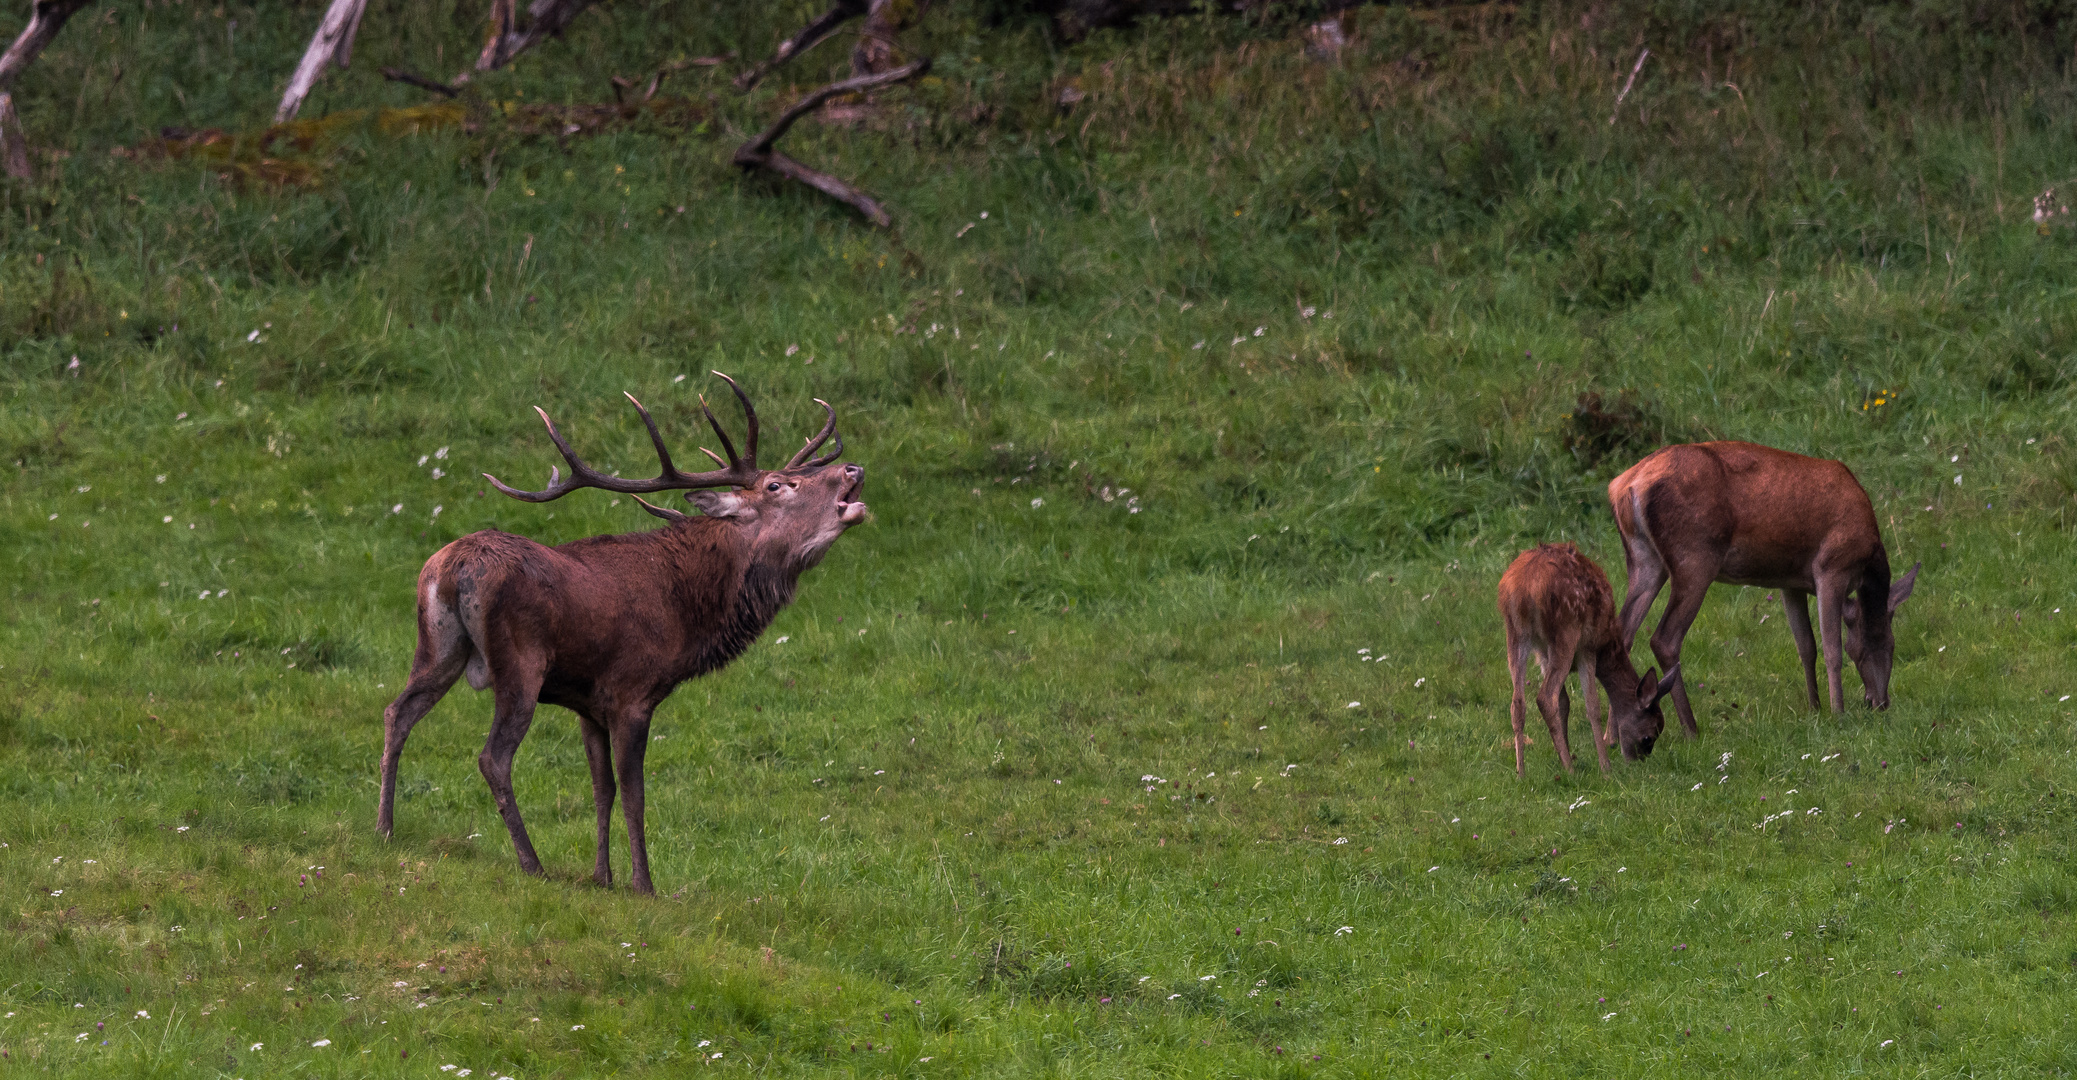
(378, 375, 865, 894)
(1498, 543, 1679, 775)
(1608, 441, 1919, 734)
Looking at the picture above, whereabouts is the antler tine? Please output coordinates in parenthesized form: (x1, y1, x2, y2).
(631, 494, 690, 522)
(623, 392, 683, 479)
(803, 429, 844, 469)
(695, 393, 743, 472)
(488, 390, 764, 506)
(710, 370, 760, 469)
(785, 397, 841, 469)
(483, 406, 607, 502)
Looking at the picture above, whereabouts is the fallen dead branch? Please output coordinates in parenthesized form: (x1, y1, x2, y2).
(735, 0, 868, 91)
(381, 66, 460, 98)
(611, 53, 731, 105)
(731, 59, 929, 227)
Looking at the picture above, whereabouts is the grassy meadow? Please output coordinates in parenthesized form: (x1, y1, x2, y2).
(6, 0, 2077, 1074)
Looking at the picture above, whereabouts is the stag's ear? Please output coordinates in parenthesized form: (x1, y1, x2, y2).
(690, 489, 760, 522)
(1639, 663, 1680, 708)
(1888, 561, 1921, 615)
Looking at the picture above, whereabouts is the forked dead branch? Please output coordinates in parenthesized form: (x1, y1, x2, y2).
(732, 59, 932, 228)
(379, 375, 867, 894)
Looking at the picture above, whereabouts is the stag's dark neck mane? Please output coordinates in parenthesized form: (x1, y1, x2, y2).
(653, 517, 801, 678)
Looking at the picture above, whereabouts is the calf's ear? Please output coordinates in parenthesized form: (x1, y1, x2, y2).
(1888, 561, 1920, 615)
(1638, 663, 1680, 708)
(691, 489, 760, 521)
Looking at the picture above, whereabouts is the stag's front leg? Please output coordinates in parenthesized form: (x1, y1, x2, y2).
(578, 713, 617, 887)
(611, 713, 655, 895)
(479, 672, 547, 876)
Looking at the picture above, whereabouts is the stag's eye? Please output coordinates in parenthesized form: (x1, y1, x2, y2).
(766, 482, 782, 493)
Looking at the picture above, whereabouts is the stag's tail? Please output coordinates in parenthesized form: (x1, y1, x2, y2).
(416, 538, 504, 692)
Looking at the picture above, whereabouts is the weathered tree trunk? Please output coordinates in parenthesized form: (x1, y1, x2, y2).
(275, 0, 370, 123)
(0, 0, 99, 180)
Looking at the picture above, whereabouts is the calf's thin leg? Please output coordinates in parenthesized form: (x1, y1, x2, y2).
(1576, 651, 1609, 773)
(611, 713, 656, 894)
(1506, 627, 1531, 778)
(478, 668, 548, 876)
(1536, 635, 1578, 774)
(1780, 588, 1822, 709)
(579, 713, 616, 886)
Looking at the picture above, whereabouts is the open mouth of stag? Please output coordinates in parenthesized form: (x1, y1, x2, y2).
(836, 475, 867, 524)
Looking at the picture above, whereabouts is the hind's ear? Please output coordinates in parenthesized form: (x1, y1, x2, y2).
(1889, 561, 1921, 615)
(691, 489, 759, 521)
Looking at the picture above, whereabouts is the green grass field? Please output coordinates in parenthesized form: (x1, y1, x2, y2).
(5, 1, 2077, 1075)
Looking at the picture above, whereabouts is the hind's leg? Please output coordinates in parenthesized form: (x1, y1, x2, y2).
(379, 594, 469, 836)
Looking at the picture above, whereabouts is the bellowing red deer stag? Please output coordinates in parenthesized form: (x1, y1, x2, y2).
(1608, 441, 1919, 735)
(1498, 543, 1680, 775)
(377, 374, 866, 894)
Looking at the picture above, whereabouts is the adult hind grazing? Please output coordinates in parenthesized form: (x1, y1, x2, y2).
(1607, 441, 1919, 737)
(1498, 543, 1679, 776)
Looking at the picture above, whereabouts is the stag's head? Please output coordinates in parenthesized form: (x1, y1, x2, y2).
(1612, 664, 1680, 761)
(1843, 561, 1920, 709)
(484, 372, 866, 572)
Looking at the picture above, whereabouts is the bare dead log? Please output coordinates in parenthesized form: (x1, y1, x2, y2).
(0, 0, 99, 180)
(734, 0, 867, 91)
(382, 66, 461, 97)
(732, 58, 930, 227)
(473, 0, 599, 75)
(275, 0, 370, 122)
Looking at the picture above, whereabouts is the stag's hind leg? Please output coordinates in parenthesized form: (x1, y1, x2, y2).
(478, 663, 548, 877)
(578, 712, 617, 887)
(379, 586, 472, 837)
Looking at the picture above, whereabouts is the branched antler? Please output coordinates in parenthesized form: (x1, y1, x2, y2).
(484, 372, 764, 503)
